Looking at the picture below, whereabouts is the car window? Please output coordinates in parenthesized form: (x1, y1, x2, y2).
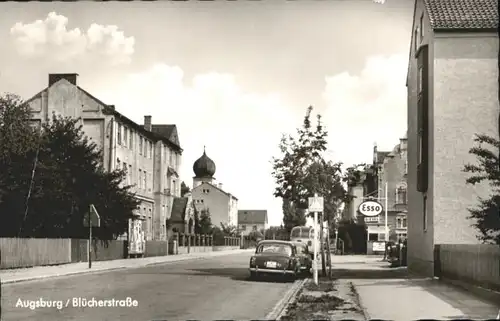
(258, 244, 292, 256)
(296, 245, 306, 254)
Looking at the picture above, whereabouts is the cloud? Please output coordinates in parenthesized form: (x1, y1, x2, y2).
(10, 12, 134, 65)
(322, 54, 407, 166)
(93, 64, 301, 226)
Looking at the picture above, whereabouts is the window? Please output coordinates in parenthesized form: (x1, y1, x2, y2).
(164, 146, 169, 163)
(397, 216, 407, 229)
(144, 140, 147, 157)
(414, 27, 418, 51)
(122, 162, 127, 183)
(368, 233, 378, 242)
(139, 137, 143, 155)
(117, 124, 122, 145)
(396, 186, 407, 204)
(138, 170, 143, 189)
(417, 66, 423, 95)
(128, 164, 132, 185)
(143, 171, 147, 190)
(169, 152, 173, 165)
(124, 128, 128, 147)
(129, 131, 133, 149)
(417, 45, 429, 193)
(420, 14, 424, 42)
(149, 142, 153, 158)
(423, 195, 427, 232)
(378, 233, 386, 241)
(116, 158, 121, 170)
(172, 179, 176, 195)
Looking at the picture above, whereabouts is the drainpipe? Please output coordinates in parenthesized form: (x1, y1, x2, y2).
(108, 118, 115, 171)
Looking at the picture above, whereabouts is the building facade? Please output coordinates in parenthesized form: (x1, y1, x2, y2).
(406, 0, 498, 276)
(366, 137, 408, 241)
(191, 148, 238, 228)
(238, 210, 268, 236)
(27, 73, 183, 243)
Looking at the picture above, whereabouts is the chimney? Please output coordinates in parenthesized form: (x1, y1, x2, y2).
(373, 142, 378, 164)
(49, 73, 78, 87)
(144, 115, 152, 131)
(218, 183, 223, 190)
(400, 137, 408, 152)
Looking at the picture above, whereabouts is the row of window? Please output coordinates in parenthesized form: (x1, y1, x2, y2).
(116, 123, 180, 169)
(413, 13, 424, 53)
(117, 123, 154, 159)
(117, 158, 151, 192)
(240, 225, 258, 231)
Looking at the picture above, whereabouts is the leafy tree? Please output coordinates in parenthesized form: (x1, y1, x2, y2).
(282, 198, 305, 233)
(0, 99, 139, 239)
(220, 222, 239, 236)
(193, 207, 201, 234)
(264, 225, 289, 240)
(272, 106, 328, 228)
(181, 181, 190, 197)
(247, 230, 264, 242)
(198, 208, 213, 235)
(463, 134, 500, 245)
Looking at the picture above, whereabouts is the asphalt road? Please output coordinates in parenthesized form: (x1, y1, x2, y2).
(1, 252, 295, 320)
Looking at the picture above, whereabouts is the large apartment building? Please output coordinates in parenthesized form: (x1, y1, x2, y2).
(406, 0, 498, 276)
(27, 73, 183, 242)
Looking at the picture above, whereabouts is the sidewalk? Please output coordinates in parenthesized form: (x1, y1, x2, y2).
(332, 256, 500, 320)
(1, 249, 253, 284)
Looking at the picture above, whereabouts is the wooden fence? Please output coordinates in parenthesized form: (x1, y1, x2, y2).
(434, 244, 500, 292)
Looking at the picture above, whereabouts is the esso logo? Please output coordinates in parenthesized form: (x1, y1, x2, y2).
(358, 201, 383, 217)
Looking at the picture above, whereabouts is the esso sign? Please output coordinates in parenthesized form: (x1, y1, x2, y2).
(358, 201, 383, 217)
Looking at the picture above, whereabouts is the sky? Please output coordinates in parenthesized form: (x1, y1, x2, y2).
(0, 0, 413, 227)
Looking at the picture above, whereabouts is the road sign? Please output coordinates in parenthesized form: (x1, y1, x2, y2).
(308, 195, 324, 212)
(358, 200, 383, 217)
(83, 204, 101, 228)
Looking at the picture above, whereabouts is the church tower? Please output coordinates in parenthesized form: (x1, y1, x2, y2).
(192, 146, 216, 188)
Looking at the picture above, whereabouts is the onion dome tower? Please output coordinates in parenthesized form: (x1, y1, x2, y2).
(192, 146, 216, 187)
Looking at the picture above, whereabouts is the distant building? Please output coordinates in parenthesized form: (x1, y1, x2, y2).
(191, 148, 238, 229)
(27, 73, 183, 242)
(169, 192, 195, 235)
(364, 137, 408, 247)
(238, 210, 268, 235)
(406, 0, 498, 276)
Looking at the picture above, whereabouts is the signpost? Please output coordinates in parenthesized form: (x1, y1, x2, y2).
(308, 193, 323, 285)
(83, 204, 101, 269)
(358, 200, 383, 217)
(361, 183, 389, 243)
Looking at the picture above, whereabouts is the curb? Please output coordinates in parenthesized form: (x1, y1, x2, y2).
(265, 278, 307, 320)
(1, 250, 251, 285)
(349, 281, 370, 321)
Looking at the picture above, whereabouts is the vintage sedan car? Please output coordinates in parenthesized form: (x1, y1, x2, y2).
(293, 242, 312, 275)
(248, 240, 302, 280)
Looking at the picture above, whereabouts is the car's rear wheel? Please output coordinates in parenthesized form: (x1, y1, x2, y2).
(249, 271, 257, 280)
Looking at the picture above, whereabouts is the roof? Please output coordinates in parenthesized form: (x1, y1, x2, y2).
(151, 125, 182, 151)
(423, 0, 498, 30)
(27, 77, 182, 153)
(170, 197, 189, 223)
(406, 0, 498, 86)
(193, 182, 238, 200)
(257, 240, 293, 246)
(376, 151, 390, 164)
(238, 210, 268, 224)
